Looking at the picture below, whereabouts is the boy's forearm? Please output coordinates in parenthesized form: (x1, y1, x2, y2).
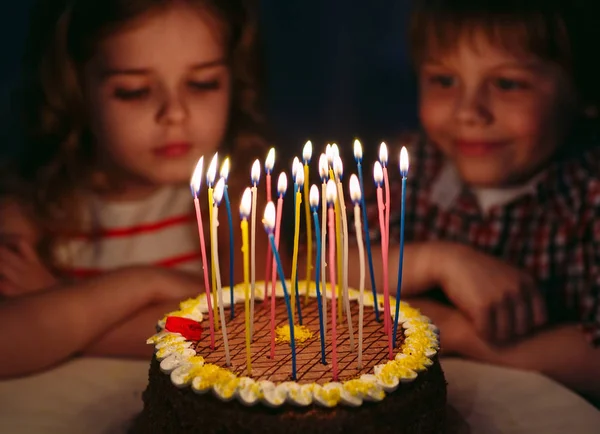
(487, 324, 600, 401)
(84, 301, 181, 359)
(0, 268, 162, 378)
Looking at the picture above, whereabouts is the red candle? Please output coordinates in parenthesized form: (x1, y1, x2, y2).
(326, 180, 338, 380)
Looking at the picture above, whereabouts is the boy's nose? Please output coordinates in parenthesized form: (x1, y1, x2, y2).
(454, 88, 492, 125)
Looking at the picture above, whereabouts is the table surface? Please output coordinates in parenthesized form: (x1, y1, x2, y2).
(0, 357, 598, 434)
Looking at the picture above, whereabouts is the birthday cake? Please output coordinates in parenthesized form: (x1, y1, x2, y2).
(131, 280, 447, 434)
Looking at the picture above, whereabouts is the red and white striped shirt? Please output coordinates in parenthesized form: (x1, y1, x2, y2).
(55, 186, 202, 279)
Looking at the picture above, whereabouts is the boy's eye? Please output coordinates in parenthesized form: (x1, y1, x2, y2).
(494, 78, 529, 91)
(114, 87, 150, 100)
(188, 80, 220, 91)
(428, 74, 455, 88)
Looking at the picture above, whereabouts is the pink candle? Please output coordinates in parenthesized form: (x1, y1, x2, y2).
(190, 157, 215, 350)
(326, 180, 338, 380)
(269, 172, 287, 359)
(374, 162, 393, 360)
(263, 148, 275, 305)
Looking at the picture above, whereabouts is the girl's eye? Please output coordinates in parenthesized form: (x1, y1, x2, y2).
(427, 74, 455, 88)
(188, 80, 220, 91)
(494, 78, 529, 91)
(113, 88, 150, 100)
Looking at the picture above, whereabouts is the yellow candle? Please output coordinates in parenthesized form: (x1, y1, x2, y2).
(240, 188, 252, 375)
(290, 186, 302, 324)
(207, 154, 219, 331)
(327, 148, 342, 322)
(302, 141, 313, 303)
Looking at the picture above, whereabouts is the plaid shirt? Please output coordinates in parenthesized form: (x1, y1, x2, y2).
(363, 137, 600, 347)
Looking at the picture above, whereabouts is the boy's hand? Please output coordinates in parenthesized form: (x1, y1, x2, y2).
(435, 243, 547, 343)
(0, 236, 57, 297)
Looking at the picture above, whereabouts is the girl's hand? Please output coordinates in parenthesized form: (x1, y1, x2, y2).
(0, 236, 57, 297)
(434, 243, 547, 343)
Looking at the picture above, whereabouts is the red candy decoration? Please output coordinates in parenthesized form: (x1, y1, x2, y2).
(165, 316, 203, 341)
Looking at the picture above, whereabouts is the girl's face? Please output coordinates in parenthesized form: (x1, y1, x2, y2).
(84, 3, 231, 194)
(418, 32, 578, 187)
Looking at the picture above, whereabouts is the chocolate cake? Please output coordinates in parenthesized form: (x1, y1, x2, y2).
(132, 281, 447, 433)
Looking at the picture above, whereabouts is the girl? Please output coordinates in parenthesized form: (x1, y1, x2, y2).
(0, 0, 268, 377)
(353, 0, 600, 402)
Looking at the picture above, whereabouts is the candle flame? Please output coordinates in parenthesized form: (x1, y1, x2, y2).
(263, 201, 276, 231)
(333, 155, 344, 180)
(326, 179, 337, 204)
(349, 174, 361, 203)
(309, 184, 320, 208)
(296, 164, 305, 187)
(373, 161, 384, 185)
(220, 157, 230, 182)
(190, 156, 204, 197)
(265, 148, 275, 173)
(318, 153, 329, 182)
(292, 156, 300, 181)
(251, 159, 261, 185)
(240, 187, 252, 218)
(302, 140, 313, 163)
(325, 144, 333, 166)
(207, 153, 218, 186)
(213, 177, 225, 205)
(277, 172, 288, 196)
(331, 143, 340, 163)
(399, 146, 409, 177)
(354, 139, 363, 161)
(379, 142, 388, 166)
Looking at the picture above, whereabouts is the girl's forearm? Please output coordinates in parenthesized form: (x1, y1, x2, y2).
(0, 267, 163, 378)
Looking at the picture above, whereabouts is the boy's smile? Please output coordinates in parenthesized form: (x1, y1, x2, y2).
(418, 32, 578, 187)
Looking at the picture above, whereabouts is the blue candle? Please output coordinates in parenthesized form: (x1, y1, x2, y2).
(354, 140, 380, 322)
(220, 159, 235, 319)
(393, 147, 409, 345)
(310, 185, 327, 365)
(263, 202, 297, 380)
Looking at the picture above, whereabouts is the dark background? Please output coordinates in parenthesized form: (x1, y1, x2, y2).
(0, 1, 418, 161)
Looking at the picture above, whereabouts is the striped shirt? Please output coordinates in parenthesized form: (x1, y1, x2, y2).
(55, 186, 202, 279)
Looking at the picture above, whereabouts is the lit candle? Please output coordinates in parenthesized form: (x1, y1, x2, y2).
(354, 139, 380, 322)
(349, 174, 365, 368)
(220, 158, 235, 320)
(310, 184, 327, 365)
(189, 157, 216, 350)
(269, 172, 287, 359)
(263, 201, 297, 380)
(250, 160, 260, 340)
(393, 147, 410, 346)
(302, 141, 313, 304)
(331, 144, 343, 323)
(379, 142, 391, 259)
(290, 159, 304, 325)
(318, 154, 328, 336)
(212, 178, 231, 365)
(207, 153, 220, 331)
(374, 161, 393, 360)
(334, 155, 354, 353)
(326, 180, 339, 381)
(239, 188, 253, 374)
(263, 148, 275, 305)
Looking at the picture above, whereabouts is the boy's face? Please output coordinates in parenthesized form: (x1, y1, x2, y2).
(418, 33, 577, 187)
(84, 3, 231, 192)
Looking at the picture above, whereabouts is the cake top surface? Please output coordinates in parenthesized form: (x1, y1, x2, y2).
(147, 280, 439, 408)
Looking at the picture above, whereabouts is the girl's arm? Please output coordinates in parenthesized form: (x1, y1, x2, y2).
(0, 267, 196, 378)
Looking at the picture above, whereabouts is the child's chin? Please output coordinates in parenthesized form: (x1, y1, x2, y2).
(455, 165, 508, 188)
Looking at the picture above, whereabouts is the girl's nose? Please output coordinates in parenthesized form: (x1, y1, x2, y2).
(158, 93, 187, 125)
